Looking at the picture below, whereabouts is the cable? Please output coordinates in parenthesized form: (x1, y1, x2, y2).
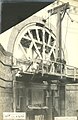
(63, 13, 69, 64)
(66, 11, 74, 22)
(66, 11, 78, 24)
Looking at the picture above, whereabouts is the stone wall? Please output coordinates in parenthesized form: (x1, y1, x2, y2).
(65, 84, 78, 116)
(0, 44, 13, 120)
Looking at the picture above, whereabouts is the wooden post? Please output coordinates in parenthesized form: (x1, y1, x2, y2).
(12, 69, 17, 112)
(56, 10, 62, 60)
(13, 79, 16, 112)
(48, 2, 69, 61)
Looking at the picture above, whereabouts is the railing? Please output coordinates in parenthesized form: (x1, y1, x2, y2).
(38, 60, 78, 80)
(14, 59, 78, 80)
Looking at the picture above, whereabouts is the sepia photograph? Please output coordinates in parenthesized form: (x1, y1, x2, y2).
(0, 0, 78, 120)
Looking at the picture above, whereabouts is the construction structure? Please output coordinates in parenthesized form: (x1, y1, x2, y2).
(0, 0, 78, 120)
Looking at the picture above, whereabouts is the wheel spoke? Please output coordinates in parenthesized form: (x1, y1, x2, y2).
(36, 29, 40, 41)
(19, 43, 29, 60)
(28, 30, 42, 59)
(23, 35, 31, 41)
(48, 41, 56, 58)
(48, 34, 51, 45)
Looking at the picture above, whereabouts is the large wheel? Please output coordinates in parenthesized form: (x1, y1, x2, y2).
(13, 18, 56, 72)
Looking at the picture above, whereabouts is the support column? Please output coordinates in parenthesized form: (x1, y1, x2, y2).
(56, 10, 62, 60)
(12, 69, 17, 112)
(46, 84, 53, 120)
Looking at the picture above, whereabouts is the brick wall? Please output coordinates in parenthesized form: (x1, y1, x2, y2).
(0, 44, 13, 120)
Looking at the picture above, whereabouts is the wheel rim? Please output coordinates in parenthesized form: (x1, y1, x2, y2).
(13, 23, 56, 72)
